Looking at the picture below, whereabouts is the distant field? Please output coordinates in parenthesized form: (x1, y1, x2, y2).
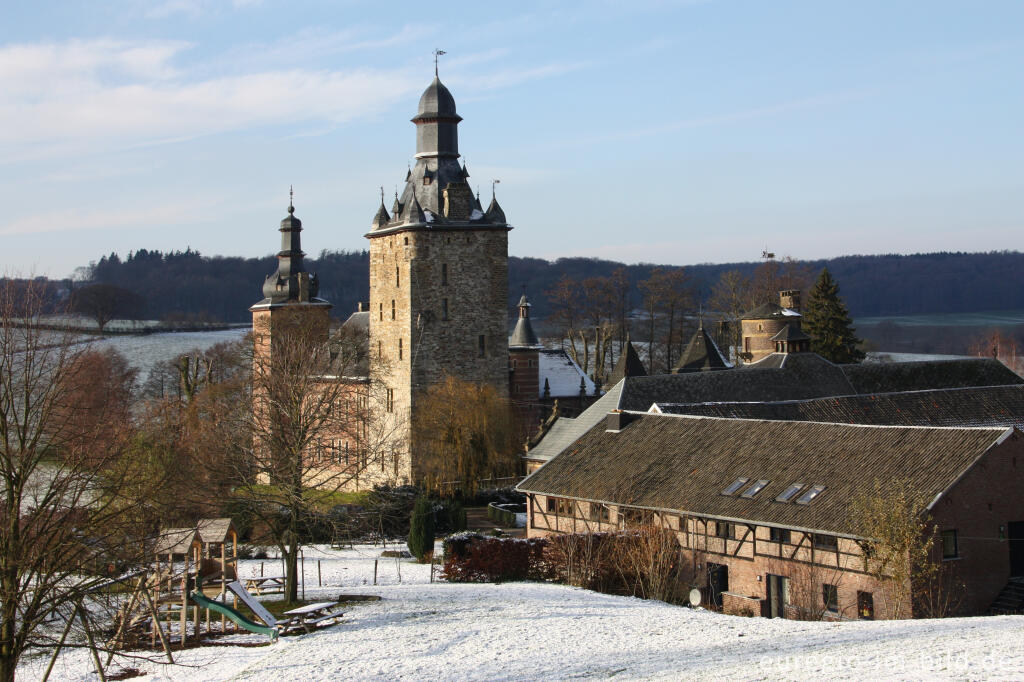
(856, 310, 1024, 328)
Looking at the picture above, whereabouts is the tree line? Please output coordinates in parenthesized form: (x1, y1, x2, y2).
(56, 248, 1024, 325)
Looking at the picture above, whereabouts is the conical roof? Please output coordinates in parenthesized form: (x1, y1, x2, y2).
(371, 201, 390, 229)
(606, 339, 647, 386)
(485, 196, 506, 224)
(770, 324, 810, 342)
(509, 294, 541, 348)
(675, 326, 732, 373)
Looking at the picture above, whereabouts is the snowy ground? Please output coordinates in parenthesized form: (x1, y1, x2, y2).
(26, 544, 1024, 681)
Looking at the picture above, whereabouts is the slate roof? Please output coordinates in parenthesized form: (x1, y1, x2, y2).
(331, 311, 370, 377)
(518, 413, 1011, 537)
(770, 325, 810, 342)
(674, 326, 731, 373)
(525, 381, 625, 463)
(539, 348, 596, 398)
(509, 294, 541, 348)
(620, 352, 855, 410)
(741, 302, 800, 320)
(606, 340, 647, 385)
(842, 359, 1021, 394)
(653, 384, 1024, 430)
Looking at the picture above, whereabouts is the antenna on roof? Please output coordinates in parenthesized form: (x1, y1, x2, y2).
(433, 48, 446, 77)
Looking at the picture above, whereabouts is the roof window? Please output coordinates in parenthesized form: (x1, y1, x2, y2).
(796, 485, 826, 505)
(776, 483, 804, 503)
(721, 478, 749, 496)
(741, 479, 770, 499)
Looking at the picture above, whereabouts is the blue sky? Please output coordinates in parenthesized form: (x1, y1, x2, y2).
(1, 0, 1022, 278)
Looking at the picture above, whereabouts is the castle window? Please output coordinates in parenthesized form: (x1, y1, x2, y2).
(442, 298, 449, 320)
(511, 359, 517, 368)
(391, 300, 396, 320)
(441, 263, 448, 286)
(404, 237, 409, 245)
(379, 303, 383, 321)
(478, 334, 486, 357)
(386, 389, 394, 413)
(396, 266, 400, 287)
(423, 176, 432, 186)
(377, 340, 382, 359)
(398, 338, 403, 360)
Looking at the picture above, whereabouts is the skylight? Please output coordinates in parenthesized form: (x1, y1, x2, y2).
(721, 478, 749, 496)
(796, 485, 826, 505)
(776, 483, 804, 503)
(741, 479, 770, 499)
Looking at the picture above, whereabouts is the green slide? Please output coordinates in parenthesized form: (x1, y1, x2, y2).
(188, 590, 279, 640)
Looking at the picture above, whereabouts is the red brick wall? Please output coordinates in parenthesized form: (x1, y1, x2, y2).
(930, 431, 1024, 615)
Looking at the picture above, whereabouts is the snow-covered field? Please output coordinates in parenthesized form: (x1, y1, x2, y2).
(27, 544, 1024, 681)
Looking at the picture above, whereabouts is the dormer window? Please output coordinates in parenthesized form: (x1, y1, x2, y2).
(423, 176, 432, 186)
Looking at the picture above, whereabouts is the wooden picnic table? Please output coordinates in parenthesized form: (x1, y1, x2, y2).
(243, 576, 285, 595)
(280, 601, 343, 634)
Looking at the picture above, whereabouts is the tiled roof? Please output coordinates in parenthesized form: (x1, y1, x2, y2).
(741, 302, 800, 320)
(674, 327, 731, 373)
(653, 384, 1024, 429)
(525, 381, 624, 462)
(518, 413, 1010, 537)
(842, 359, 1022, 394)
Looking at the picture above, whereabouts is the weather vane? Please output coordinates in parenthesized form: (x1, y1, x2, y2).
(289, 185, 294, 210)
(492, 178, 500, 200)
(380, 186, 385, 204)
(433, 49, 446, 77)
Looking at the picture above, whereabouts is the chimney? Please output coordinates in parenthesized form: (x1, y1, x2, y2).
(357, 301, 364, 312)
(779, 289, 801, 313)
(606, 410, 638, 432)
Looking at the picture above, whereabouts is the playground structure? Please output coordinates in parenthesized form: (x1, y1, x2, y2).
(42, 517, 346, 682)
(109, 517, 287, 653)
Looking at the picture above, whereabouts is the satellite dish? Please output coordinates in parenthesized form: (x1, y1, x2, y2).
(689, 588, 701, 607)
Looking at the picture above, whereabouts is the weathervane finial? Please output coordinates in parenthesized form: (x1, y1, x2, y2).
(288, 185, 294, 213)
(380, 186, 385, 205)
(433, 48, 446, 77)
(492, 178, 500, 201)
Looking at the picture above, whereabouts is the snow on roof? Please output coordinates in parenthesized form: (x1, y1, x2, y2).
(539, 348, 596, 398)
(781, 308, 800, 316)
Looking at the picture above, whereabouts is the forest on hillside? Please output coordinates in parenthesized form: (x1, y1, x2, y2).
(68, 248, 1024, 324)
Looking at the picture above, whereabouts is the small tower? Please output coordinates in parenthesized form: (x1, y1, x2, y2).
(250, 196, 332, 373)
(738, 291, 803, 364)
(509, 293, 542, 433)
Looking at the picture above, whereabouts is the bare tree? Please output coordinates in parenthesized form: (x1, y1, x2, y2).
(201, 315, 398, 603)
(0, 280, 162, 682)
(638, 268, 695, 373)
(70, 283, 144, 334)
(850, 479, 957, 619)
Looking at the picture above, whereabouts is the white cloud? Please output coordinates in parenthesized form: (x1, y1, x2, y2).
(0, 38, 424, 154)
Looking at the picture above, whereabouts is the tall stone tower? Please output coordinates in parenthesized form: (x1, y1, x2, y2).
(367, 76, 511, 483)
(509, 293, 542, 431)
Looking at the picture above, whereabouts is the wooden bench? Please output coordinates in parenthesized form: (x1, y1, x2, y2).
(279, 601, 343, 634)
(243, 576, 285, 595)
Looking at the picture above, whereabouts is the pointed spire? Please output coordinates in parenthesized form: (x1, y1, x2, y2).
(674, 325, 731, 373)
(461, 161, 469, 178)
(543, 377, 551, 399)
(391, 188, 402, 217)
(402, 193, 425, 224)
(371, 186, 391, 230)
(607, 338, 647, 386)
(509, 291, 540, 348)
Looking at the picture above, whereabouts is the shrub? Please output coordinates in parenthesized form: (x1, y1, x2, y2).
(445, 501, 467, 532)
(408, 496, 435, 562)
(441, 533, 552, 583)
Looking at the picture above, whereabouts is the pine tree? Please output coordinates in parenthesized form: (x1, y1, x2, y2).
(408, 496, 436, 562)
(802, 268, 865, 363)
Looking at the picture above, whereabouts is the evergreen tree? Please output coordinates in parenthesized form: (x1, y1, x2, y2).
(803, 268, 866, 363)
(408, 496, 436, 562)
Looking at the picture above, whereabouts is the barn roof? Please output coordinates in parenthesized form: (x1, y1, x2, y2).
(518, 413, 1012, 537)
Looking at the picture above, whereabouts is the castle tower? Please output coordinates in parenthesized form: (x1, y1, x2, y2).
(509, 293, 542, 433)
(739, 291, 802, 364)
(250, 196, 332, 371)
(367, 76, 510, 483)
